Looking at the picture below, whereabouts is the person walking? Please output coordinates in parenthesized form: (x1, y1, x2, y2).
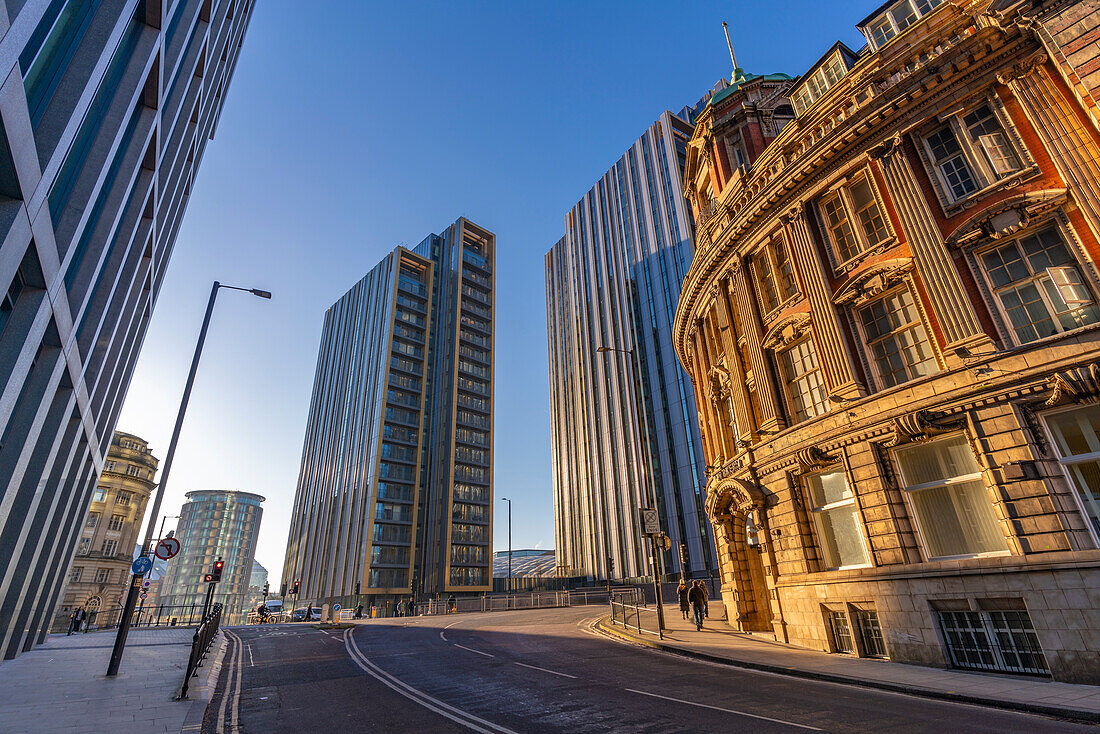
(66, 609, 79, 635)
(354, 603, 363, 620)
(688, 581, 707, 631)
(447, 594, 457, 614)
(677, 581, 690, 621)
(74, 606, 87, 634)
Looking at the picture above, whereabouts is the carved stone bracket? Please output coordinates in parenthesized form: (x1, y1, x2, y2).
(760, 312, 812, 351)
(995, 52, 1048, 86)
(1045, 362, 1100, 407)
(945, 189, 1068, 248)
(867, 133, 902, 161)
(883, 409, 966, 447)
(834, 258, 915, 306)
(795, 446, 839, 474)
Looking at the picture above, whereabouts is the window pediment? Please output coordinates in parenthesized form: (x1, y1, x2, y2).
(761, 312, 812, 350)
(834, 258, 915, 306)
(945, 189, 1068, 248)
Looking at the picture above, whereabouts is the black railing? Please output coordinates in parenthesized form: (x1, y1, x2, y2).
(177, 603, 223, 699)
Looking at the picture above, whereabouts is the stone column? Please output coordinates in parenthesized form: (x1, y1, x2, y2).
(783, 207, 861, 398)
(1005, 55, 1100, 246)
(728, 261, 784, 432)
(691, 326, 724, 464)
(713, 277, 757, 444)
(869, 136, 990, 351)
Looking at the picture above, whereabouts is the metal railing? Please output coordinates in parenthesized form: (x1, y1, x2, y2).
(177, 603, 222, 699)
(609, 595, 662, 638)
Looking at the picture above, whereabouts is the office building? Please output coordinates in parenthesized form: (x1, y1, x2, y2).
(546, 90, 728, 582)
(675, 0, 1100, 682)
(158, 490, 263, 623)
(0, 0, 255, 658)
(52, 431, 158, 630)
(282, 218, 495, 606)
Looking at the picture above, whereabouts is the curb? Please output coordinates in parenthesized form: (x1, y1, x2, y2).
(180, 631, 228, 732)
(595, 618, 1100, 724)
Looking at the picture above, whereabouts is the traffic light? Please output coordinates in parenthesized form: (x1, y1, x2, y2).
(210, 558, 224, 583)
(292, 579, 300, 595)
(280, 581, 287, 596)
(263, 581, 269, 599)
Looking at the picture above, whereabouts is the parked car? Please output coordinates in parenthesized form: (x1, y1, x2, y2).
(292, 606, 321, 622)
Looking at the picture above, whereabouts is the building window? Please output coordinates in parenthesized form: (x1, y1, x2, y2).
(70, 567, 82, 582)
(86, 512, 99, 529)
(108, 514, 124, 532)
(1043, 405, 1100, 542)
(791, 51, 848, 116)
(78, 538, 90, 555)
(816, 174, 891, 265)
(92, 488, 106, 502)
(776, 338, 829, 423)
(977, 226, 1099, 344)
(115, 491, 132, 506)
(104, 461, 115, 471)
(893, 436, 1007, 559)
(921, 103, 1023, 203)
(864, 0, 946, 49)
(101, 539, 118, 556)
(827, 609, 855, 653)
(753, 234, 798, 314)
(854, 609, 888, 658)
(806, 472, 870, 569)
(94, 568, 110, 584)
(857, 288, 937, 388)
(936, 607, 1048, 675)
(125, 464, 141, 476)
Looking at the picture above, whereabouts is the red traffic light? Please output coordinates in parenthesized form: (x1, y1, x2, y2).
(209, 558, 225, 583)
(292, 579, 300, 595)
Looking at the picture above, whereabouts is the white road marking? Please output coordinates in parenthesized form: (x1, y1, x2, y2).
(247, 644, 254, 667)
(344, 629, 518, 734)
(623, 688, 822, 731)
(453, 643, 494, 658)
(514, 662, 577, 679)
(440, 619, 463, 642)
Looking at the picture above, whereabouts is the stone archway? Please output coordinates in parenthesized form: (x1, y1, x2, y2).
(707, 480, 774, 633)
(84, 595, 102, 628)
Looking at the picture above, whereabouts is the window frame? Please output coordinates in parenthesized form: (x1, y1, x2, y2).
(804, 471, 872, 571)
(1039, 404, 1100, 549)
(751, 231, 800, 317)
(814, 170, 895, 271)
(774, 335, 830, 424)
(852, 284, 940, 390)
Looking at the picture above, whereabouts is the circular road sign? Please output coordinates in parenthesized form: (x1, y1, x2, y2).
(332, 604, 341, 612)
(131, 557, 153, 576)
(155, 537, 181, 560)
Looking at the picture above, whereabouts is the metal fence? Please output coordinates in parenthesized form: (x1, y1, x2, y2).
(177, 604, 223, 699)
(608, 596, 662, 638)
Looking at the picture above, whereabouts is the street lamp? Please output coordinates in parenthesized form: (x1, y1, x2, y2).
(596, 343, 665, 635)
(108, 281, 270, 676)
(500, 497, 512, 593)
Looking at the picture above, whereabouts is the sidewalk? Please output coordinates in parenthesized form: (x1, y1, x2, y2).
(0, 627, 223, 734)
(599, 602, 1100, 722)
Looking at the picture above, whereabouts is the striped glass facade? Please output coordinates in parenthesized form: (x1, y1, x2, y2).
(546, 106, 716, 581)
(282, 218, 494, 603)
(0, 0, 254, 658)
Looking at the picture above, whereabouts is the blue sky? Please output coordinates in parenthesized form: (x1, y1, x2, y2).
(118, 1, 872, 581)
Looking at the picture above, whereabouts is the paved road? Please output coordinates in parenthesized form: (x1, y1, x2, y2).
(206, 607, 1092, 733)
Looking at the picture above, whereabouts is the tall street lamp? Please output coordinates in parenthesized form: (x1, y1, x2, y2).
(500, 497, 512, 593)
(596, 344, 665, 634)
(107, 281, 270, 676)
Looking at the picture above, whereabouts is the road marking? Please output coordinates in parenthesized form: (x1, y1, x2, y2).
(216, 630, 243, 734)
(623, 688, 822, 731)
(514, 662, 577, 679)
(453, 643, 494, 658)
(440, 619, 463, 642)
(344, 629, 518, 734)
(247, 644, 254, 667)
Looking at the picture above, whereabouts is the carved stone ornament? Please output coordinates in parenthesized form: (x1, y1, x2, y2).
(705, 474, 766, 520)
(867, 133, 902, 161)
(761, 312, 812, 351)
(995, 52, 1048, 86)
(883, 409, 966, 447)
(1045, 363, 1100, 407)
(946, 189, 1068, 248)
(834, 259, 915, 306)
(795, 446, 839, 474)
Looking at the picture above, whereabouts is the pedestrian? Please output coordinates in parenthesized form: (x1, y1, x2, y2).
(688, 581, 707, 631)
(354, 603, 363, 619)
(66, 609, 79, 635)
(75, 606, 87, 633)
(701, 580, 710, 619)
(677, 580, 690, 621)
(447, 594, 456, 614)
(409, 598, 417, 617)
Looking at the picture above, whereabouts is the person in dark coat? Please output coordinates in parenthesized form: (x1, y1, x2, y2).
(447, 594, 457, 614)
(67, 609, 80, 635)
(677, 581, 690, 620)
(688, 581, 707, 631)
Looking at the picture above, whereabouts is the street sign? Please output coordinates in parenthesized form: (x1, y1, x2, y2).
(640, 508, 661, 536)
(131, 557, 153, 576)
(332, 604, 341, 612)
(155, 537, 181, 560)
(140, 593, 147, 600)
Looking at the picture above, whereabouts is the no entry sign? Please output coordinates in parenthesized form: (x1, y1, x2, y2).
(155, 537, 181, 560)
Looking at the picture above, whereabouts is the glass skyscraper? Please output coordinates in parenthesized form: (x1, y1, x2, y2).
(282, 218, 495, 605)
(546, 91, 722, 582)
(0, 0, 254, 658)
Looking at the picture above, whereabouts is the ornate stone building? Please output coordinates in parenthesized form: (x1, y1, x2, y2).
(55, 432, 158, 630)
(674, 0, 1100, 682)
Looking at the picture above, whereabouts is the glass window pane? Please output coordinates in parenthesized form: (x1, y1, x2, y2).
(894, 436, 981, 486)
(909, 480, 1005, 557)
(816, 504, 870, 568)
(807, 471, 852, 507)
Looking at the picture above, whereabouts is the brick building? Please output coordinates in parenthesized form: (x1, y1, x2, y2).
(674, 0, 1100, 682)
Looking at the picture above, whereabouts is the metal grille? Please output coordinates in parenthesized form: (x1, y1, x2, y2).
(829, 610, 855, 653)
(855, 610, 888, 658)
(937, 610, 1049, 675)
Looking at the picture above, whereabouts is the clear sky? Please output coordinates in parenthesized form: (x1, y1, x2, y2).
(117, 1, 872, 582)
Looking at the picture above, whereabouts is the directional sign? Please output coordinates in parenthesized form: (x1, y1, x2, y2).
(640, 508, 661, 536)
(155, 537, 181, 560)
(332, 604, 341, 612)
(131, 557, 153, 576)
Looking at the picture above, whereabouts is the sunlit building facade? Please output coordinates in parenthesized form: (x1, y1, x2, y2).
(0, 0, 254, 658)
(676, 0, 1100, 682)
(282, 218, 495, 605)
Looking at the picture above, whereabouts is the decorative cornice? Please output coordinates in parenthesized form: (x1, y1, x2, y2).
(1045, 362, 1100, 407)
(760, 312, 812, 351)
(882, 409, 966, 448)
(795, 446, 839, 474)
(834, 258, 915, 306)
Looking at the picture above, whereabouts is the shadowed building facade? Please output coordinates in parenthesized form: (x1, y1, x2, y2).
(546, 89, 735, 583)
(676, 0, 1100, 682)
(282, 218, 495, 606)
(0, 0, 254, 658)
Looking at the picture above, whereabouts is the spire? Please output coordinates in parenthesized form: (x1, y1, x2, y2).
(722, 22, 743, 82)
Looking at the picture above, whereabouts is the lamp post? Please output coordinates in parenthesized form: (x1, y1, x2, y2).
(500, 497, 512, 593)
(596, 344, 664, 634)
(107, 281, 270, 676)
